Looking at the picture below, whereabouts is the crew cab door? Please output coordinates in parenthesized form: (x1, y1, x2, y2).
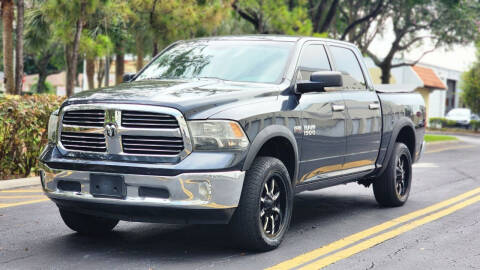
(327, 45, 381, 172)
(296, 42, 347, 183)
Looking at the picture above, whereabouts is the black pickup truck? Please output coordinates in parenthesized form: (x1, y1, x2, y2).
(39, 35, 425, 251)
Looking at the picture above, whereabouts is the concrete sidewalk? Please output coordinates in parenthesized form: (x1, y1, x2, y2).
(0, 176, 40, 190)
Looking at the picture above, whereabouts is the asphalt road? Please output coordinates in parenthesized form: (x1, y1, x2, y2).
(1, 136, 480, 270)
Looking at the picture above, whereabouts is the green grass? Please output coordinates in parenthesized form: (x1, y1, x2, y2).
(424, 134, 458, 143)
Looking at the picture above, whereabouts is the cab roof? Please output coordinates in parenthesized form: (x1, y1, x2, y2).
(189, 35, 355, 47)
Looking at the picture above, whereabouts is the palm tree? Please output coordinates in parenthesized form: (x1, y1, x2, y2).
(24, 6, 63, 93)
(15, 0, 25, 94)
(2, 0, 15, 94)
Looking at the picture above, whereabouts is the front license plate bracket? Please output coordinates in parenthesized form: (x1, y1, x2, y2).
(90, 174, 126, 199)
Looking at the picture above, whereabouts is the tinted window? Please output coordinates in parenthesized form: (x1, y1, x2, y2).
(296, 44, 331, 81)
(136, 41, 294, 84)
(329, 46, 366, 89)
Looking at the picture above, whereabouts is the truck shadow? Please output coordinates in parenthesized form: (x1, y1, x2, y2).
(45, 191, 384, 265)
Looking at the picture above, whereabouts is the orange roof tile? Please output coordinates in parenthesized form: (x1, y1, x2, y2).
(412, 65, 446, 89)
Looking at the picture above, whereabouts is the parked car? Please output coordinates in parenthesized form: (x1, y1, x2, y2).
(40, 36, 425, 251)
(446, 108, 479, 128)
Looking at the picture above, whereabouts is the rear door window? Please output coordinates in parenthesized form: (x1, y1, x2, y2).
(329, 46, 366, 90)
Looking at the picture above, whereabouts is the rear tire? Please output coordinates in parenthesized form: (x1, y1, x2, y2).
(373, 142, 412, 207)
(59, 209, 119, 235)
(229, 157, 293, 251)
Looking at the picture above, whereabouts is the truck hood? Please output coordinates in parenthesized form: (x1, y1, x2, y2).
(65, 79, 284, 119)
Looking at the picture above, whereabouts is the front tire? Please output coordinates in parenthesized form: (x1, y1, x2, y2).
(59, 209, 119, 235)
(229, 157, 294, 251)
(373, 142, 412, 207)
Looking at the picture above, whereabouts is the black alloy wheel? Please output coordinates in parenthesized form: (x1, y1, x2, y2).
(373, 142, 413, 207)
(230, 156, 293, 251)
(395, 153, 410, 199)
(260, 174, 287, 238)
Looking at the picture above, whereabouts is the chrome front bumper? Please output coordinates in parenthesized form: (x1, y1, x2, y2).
(40, 163, 245, 212)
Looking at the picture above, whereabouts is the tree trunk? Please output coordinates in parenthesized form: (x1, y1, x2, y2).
(97, 59, 104, 88)
(152, 41, 158, 57)
(15, 0, 24, 95)
(135, 35, 144, 72)
(35, 54, 52, 94)
(37, 69, 48, 94)
(65, 3, 85, 97)
(115, 47, 124, 85)
(2, 0, 15, 94)
(380, 64, 391, 84)
(86, 57, 95, 89)
(105, 56, 111, 87)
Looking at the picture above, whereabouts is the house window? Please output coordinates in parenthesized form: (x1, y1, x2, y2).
(446, 79, 456, 113)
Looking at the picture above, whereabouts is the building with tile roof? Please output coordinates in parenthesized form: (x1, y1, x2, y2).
(366, 58, 463, 123)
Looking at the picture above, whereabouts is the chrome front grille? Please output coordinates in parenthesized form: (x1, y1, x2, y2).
(122, 135, 184, 155)
(57, 104, 192, 160)
(63, 110, 105, 127)
(60, 132, 107, 152)
(122, 111, 179, 129)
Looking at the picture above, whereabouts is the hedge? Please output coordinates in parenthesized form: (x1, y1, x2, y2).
(472, 120, 480, 131)
(429, 117, 480, 131)
(0, 94, 65, 180)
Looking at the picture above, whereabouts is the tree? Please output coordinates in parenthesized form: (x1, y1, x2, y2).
(24, 5, 64, 93)
(308, 0, 339, 34)
(1, 0, 14, 94)
(127, 0, 228, 70)
(44, 0, 108, 96)
(461, 43, 480, 114)
(335, 0, 389, 42)
(362, 0, 480, 83)
(232, 0, 313, 35)
(15, 0, 25, 94)
(80, 34, 113, 89)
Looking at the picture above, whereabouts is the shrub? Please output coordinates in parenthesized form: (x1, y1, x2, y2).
(445, 119, 458, 127)
(471, 120, 480, 131)
(429, 117, 446, 128)
(0, 94, 65, 180)
(30, 81, 56, 94)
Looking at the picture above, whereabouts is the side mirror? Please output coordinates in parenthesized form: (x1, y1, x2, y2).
(296, 71, 343, 94)
(122, 73, 136, 83)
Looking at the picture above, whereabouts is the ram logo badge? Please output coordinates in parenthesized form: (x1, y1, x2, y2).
(105, 123, 117, 138)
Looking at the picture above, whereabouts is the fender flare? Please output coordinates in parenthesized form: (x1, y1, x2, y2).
(242, 125, 299, 183)
(377, 117, 416, 177)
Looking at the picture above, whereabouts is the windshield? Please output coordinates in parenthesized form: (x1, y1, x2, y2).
(135, 40, 294, 84)
(447, 109, 470, 117)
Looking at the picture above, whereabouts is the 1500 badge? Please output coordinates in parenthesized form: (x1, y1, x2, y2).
(294, 125, 316, 136)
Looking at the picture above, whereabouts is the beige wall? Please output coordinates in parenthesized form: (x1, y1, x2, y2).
(416, 88, 431, 125)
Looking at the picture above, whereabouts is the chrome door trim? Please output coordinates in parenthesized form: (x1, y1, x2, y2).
(303, 164, 375, 183)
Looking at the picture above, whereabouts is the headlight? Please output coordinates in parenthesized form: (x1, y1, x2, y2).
(47, 109, 59, 143)
(188, 120, 249, 151)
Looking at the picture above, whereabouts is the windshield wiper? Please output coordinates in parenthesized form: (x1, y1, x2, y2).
(195, 76, 226, 81)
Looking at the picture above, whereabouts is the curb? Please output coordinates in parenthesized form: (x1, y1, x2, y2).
(0, 177, 40, 190)
(427, 130, 480, 137)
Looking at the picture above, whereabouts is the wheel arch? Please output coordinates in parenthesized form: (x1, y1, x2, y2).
(377, 118, 417, 177)
(242, 125, 299, 185)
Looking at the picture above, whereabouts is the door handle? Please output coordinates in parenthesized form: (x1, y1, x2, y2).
(369, 103, 380, 110)
(332, 104, 345, 112)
